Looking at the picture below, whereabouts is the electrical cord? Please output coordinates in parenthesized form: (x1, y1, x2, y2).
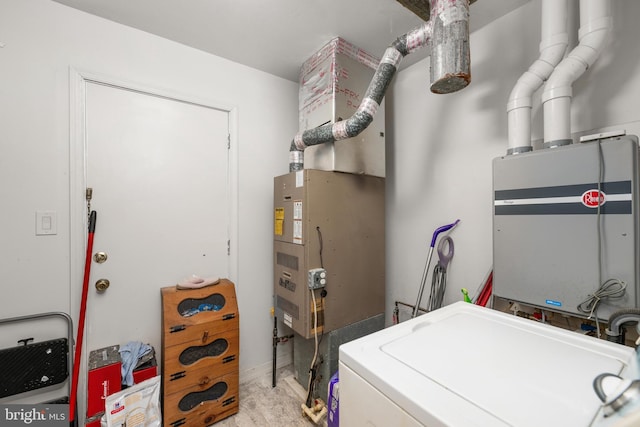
(305, 288, 319, 407)
(313, 226, 326, 350)
(597, 141, 604, 290)
(317, 292, 326, 348)
(316, 226, 324, 268)
(578, 278, 627, 318)
(577, 141, 627, 337)
(594, 140, 605, 337)
(304, 226, 326, 406)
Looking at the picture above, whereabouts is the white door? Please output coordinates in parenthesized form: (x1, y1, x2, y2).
(83, 81, 230, 364)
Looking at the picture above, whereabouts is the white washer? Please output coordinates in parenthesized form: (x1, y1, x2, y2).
(339, 302, 640, 427)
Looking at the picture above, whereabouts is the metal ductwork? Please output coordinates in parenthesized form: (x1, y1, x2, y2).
(395, 0, 477, 22)
(289, 0, 471, 172)
(429, 0, 472, 94)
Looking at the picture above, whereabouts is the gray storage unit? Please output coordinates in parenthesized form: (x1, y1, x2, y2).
(493, 135, 640, 320)
(273, 169, 385, 339)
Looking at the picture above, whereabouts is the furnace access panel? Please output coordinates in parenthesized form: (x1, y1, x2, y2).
(274, 169, 385, 339)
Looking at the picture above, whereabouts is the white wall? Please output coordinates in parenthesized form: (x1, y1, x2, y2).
(4, 0, 640, 414)
(0, 0, 297, 409)
(386, 0, 640, 321)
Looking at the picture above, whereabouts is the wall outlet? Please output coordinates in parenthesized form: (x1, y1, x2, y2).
(308, 268, 327, 290)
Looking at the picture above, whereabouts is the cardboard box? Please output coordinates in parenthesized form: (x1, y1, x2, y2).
(132, 356, 158, 385)
(87, 345, 121, 418)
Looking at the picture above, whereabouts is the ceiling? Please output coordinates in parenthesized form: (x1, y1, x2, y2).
(52, 0, 530, 82)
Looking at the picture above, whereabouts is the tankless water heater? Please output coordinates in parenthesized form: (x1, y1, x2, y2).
(493, 135, 640, 321)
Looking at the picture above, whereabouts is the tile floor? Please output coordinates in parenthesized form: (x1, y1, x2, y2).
(214, 365, 326, 427)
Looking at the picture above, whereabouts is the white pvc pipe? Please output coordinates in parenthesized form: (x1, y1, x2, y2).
(507, 0, 569, 154)
(542, 0, 612, 147)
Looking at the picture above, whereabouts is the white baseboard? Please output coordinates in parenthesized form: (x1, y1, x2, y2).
(238, 343, 293, 385)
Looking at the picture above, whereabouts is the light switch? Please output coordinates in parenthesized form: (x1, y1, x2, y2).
(36, 211, 57, 235)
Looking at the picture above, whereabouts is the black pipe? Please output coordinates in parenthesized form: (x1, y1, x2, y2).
(272, 315, 294, 388)
(272, 315, 277, 388)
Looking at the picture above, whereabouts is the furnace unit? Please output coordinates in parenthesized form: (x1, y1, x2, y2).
(279, 38, 386, 396)
(493, 135, 640, 320)
(273, 169, 385, 339)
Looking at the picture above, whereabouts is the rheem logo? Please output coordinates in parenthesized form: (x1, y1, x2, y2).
(581, 189, 606, 208)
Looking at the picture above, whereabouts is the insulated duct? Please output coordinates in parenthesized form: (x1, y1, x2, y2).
(289, 0, 471, 172)
(506, 0, 569, 155)
(541, 0, 612, 148)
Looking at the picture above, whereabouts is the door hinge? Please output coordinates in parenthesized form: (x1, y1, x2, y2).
(227, 239, 230, 256)
(227, 134, 230, 149)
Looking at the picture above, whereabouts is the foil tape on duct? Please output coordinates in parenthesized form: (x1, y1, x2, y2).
(396, 0, 478, 22)
(289, 0, 471, 172)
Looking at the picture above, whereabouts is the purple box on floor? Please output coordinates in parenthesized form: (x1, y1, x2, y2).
(328, 371, 339, 427)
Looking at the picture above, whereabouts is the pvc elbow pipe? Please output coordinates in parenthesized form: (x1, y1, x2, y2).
(507, 0, 569, 154)
(605, 308, 640, 339)
(543, 96, 572, 146)
(507, 108, 533, 154)
(542, 21, 611, 97)
(542, 0, 611, 147)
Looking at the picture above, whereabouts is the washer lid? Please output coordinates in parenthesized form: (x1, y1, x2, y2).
(339, 302, 636, 427)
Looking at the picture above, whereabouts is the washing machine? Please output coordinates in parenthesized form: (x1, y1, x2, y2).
(339, 302, 640, 427)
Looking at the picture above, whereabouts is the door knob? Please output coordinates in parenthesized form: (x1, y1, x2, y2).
(95, 279, 110, 292)
(93, 251, 108, 263)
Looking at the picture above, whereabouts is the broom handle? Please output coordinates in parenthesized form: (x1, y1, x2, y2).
(69, 210, 96, 425)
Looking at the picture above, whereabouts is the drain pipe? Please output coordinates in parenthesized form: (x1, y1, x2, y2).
(605, 308, 640, 344)
(541, 0, 612, 149)
(506, 0, 569, 155)
(289, 0, 471, 172)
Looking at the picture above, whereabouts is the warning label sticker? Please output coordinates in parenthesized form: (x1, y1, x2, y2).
(284, 312, 292, 328)
(293, 220, 303, 244)
(274, 207, 284, 236)
(293, 201, 303, 220)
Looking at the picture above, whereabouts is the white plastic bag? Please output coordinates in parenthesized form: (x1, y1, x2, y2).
(103, 376, 161, 427)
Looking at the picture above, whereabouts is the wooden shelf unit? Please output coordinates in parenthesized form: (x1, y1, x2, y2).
(161, 279, 239, 426)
